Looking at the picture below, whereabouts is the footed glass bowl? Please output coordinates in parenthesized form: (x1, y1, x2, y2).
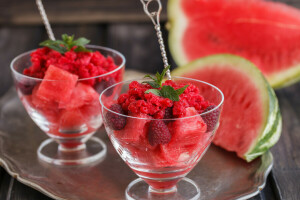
(10, 45, 125, 165)
(100, 77, 224, 200)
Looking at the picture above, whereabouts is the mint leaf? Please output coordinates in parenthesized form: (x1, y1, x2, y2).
(143, 66, 181, 101)
(176, 85, 189, 96)
(62, 34, 74, 46)
(145, 89, 162, 97)
(155, 72, 161, 84)
(73, 37, 90, 47)
(39, 34, 92, 54)
(74, 46, 92, 53)
(62, 34, 72, 42)
(160, 85, 180, 101)
(160, 66, 170, 81)
(144, 75, 157, 82)
(39, 40, 67, 54)
(142, 81, 160, 88)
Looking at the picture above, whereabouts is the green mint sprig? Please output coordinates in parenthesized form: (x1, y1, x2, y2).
(143, 66, 189, 101)
(39, 34, 92, 54)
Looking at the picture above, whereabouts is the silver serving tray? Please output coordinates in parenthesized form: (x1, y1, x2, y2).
(0, 88, 273, 200)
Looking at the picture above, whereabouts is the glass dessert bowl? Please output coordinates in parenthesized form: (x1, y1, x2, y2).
(11, 45, 125, 165)
(100, 77, 224, 200)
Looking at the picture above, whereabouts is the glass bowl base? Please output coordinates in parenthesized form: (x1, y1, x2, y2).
(37, 137, 107, 165)
(125, 177, 200, 200)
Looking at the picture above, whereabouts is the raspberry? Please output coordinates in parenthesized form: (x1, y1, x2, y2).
(202, 105, 220, 132)
(17, 80, 37, 95)
(105, 104, 126, 130)
(163, 107, 173, 123)
(147, 120, 171, 146)
(102, 78, 116, 96)
(94, 78, 116, 96)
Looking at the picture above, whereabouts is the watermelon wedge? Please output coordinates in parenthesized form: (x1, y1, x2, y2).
(168, 0, 300, 88)
(172, 54, 282, 162)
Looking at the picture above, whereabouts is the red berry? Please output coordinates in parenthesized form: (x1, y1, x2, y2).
(148, 120, 171, 146)
(103, 78, 116, 96)
(202, 105, 220, 132)
(17, 80, 37, 95)
(163, 107, 173, 123)
(105, 104, 126, 130)
(94, 78, 116, 95)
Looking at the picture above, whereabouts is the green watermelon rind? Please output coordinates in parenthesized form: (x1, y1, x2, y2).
(167, 0, 188, 66)
(167, 0, 300, 89)
(269, 65, 300, 89)
(172, 54, 282, 162)
(244, 85, 282, 161)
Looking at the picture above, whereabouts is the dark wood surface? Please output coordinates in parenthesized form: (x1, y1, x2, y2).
(0, 0, 168, 25)
(0, 0, 299, 199)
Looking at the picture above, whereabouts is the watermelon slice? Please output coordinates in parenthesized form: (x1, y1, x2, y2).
(168, 0, 300, 88)
(172, 54, 282, 162)
(36, 65, 78, 104)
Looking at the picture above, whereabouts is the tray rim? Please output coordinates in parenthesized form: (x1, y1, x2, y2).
(0, 134, 273, 200)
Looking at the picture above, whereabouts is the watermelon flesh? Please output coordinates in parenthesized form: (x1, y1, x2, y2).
(36, 65, 78, 104)
(21, 65, 103, 140)
(59, 82, 99, 109)
(168, 0, 300, 88)
(172, 54, 282, 161)
(111, 107, 209, 190)
(161, 107, 209, 163)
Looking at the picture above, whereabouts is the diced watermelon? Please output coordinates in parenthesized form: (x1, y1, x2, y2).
(59, 108, 87, 132)
(168, 107, 207, 146)
(31, 84, 58, 109)
(159, 145, 190, 164)
(41, 109, 60, 125)
(114, 113, 152, 143)
(80, 101, 101, 121)
(59, 82, 99, 109)
(36, 65, 78, 104)
(159, 107, 207, 163)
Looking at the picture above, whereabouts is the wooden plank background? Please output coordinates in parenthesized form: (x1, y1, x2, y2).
(0, 0, 168, 24)
(0, 0, 300, 199)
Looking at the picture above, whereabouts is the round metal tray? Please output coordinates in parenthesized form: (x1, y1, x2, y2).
(0, 89, 273, 200)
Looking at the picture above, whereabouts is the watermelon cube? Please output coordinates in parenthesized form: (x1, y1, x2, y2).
(59, 108, 87, 133)
(80, 101, 101, 123)
(168, 107, 207, 147)
(31, 84, 58, 109)
(36, 65, 78, 104)
(59, 82, 99, 109)
(114, 113, 152, 143)
(158, 107, 207, 164)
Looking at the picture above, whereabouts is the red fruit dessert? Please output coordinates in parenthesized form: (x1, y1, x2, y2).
(101, 68, 222, 192)
(11, 34, 125, 165)
(15, 34, 124, 140)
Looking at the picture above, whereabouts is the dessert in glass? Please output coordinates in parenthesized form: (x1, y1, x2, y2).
(100, 69, 224, 199)
(10, 35, 125, 165)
